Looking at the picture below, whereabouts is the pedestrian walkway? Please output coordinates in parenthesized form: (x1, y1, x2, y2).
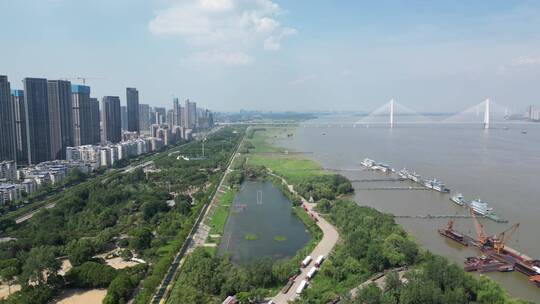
(269, 171, 340, 304)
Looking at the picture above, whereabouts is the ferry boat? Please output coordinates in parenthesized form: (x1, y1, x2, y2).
(407, 172, 422, 183)
(423, 179, 435, 189)
(398, 169, 409, 179)
(371, 162, 393, 173)
(432, 179, 450, 193)
(371, 163, 388, 173)
(423, 179, 450, 192)
(361, 158, 375, 168)
(470, 199, 493, 216)
(451, 193, 465, 206)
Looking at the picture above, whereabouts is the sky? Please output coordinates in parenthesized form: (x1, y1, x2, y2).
(1, 0, 540, 113)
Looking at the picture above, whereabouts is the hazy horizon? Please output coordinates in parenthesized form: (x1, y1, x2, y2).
(2, 0, 540, 113)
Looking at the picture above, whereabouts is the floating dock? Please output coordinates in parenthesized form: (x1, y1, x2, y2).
(438, 223, 540, 288)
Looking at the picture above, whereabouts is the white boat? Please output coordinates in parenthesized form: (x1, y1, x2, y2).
(398, 169, 409, 179)
(423, 179, 434, 189)
(451, 193, 465, 206)
(408, 172, 422, 183)
(361, 158, 375, 168)
(470, 199, 493, 216)
(431, 179, 450, 193)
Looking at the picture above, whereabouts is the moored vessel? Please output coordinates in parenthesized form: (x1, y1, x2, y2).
(451, 193, 465, 206)
(470, 199, 492, 216)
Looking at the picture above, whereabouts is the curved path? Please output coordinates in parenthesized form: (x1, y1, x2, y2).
(269, 171, 340, 304)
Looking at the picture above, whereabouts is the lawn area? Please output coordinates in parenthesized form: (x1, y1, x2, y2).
(209, 189, 234, 235)
(248, 154, 325, 184)
(247, 128, 283, 153)
(246, 127, 327, 183)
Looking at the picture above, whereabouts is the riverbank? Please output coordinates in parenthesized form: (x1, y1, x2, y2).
(250, 127, 530, 303)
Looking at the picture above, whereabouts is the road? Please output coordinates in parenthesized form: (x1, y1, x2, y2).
(269, 171, 340, 304)
(15, 202, 56, 224)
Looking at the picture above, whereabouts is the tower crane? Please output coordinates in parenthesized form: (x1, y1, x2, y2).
(61, 76, 102, 85)
(470, 207, 487, 246)
(491, 223, 520, 254)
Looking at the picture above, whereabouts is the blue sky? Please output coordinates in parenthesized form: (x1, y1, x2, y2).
(1, 0, 540, 113)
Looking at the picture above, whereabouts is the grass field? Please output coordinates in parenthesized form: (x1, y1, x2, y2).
(209, 189, 234, 235)
(246, 128, 327, 183)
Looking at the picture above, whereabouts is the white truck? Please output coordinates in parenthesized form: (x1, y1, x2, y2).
(306, 267, 317, 280)
(315, 255, 325, 267)
(296, 279, 308, 295)
(301, 255, 312, 268)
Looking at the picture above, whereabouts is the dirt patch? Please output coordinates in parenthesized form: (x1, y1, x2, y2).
(54, 288, 107, 304)
(104, 257, 139, 270)
(0, 283, 21, 300)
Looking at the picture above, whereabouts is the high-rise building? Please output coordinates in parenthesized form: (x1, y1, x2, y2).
(173, 98, 182, 126)
(72, 85, 93, 146)
(89, 98, 101, 144)
(11, 90, 27, 163)
(139, 103, 151, 133)
(126, 87, 139, 132)
(154, 107, 166, 125)
(101, 96, 122, 143)
(47, 80, 73, 159)
(0, 76, 16, 162)
(183, 99, 197, 128)
(23, 78, 51, 164)
(120, 106, 128, 130)
(166, 109, 175, 126)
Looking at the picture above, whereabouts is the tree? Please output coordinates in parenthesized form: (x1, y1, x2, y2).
(141, 200, 169, 221)
(19, 246, 61, 287)
(66, 239, 95, 266)
(119, 249, 133, 261)
(382, 233, 418, 267)
(66, 261, 117, 288)
(317, 199, 332, 213)
(355, 283, 382, 304)
(476, 276, 507, 304)
(129, 227, 153, 251)
(103, 272, 135, 304)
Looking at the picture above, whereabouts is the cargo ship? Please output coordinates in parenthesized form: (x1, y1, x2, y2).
(438, 220, 469, 246)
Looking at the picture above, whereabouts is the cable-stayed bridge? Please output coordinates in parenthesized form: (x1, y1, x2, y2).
(218, 99, 530, 128)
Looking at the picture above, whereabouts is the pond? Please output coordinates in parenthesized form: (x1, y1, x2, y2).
(218, 180, 310, 264)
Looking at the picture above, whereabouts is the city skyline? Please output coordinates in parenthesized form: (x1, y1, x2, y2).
(2, 1, 540, 112)
(0, 73, 214, 166)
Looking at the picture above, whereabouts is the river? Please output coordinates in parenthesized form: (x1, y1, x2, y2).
(218, 180, 310, 264)
(277, 115, 540, 302)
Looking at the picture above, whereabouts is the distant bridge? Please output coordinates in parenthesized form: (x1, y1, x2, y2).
(218, 98, 533, 129)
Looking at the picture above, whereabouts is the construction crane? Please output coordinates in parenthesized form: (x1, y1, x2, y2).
(61, 76, 102, 85)
(470, 207, 487, 245)
(492, 223, 520, 254)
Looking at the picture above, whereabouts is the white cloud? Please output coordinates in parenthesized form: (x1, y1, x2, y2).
(512, 56, 540, 66)
(290, 74, 317, 86)
(341, 69, 353, 77)
(200, 0, 234, 11)
(149, 0, 296, 65)
(264, 27, 297, 50)
(181, 50, 254, 66)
